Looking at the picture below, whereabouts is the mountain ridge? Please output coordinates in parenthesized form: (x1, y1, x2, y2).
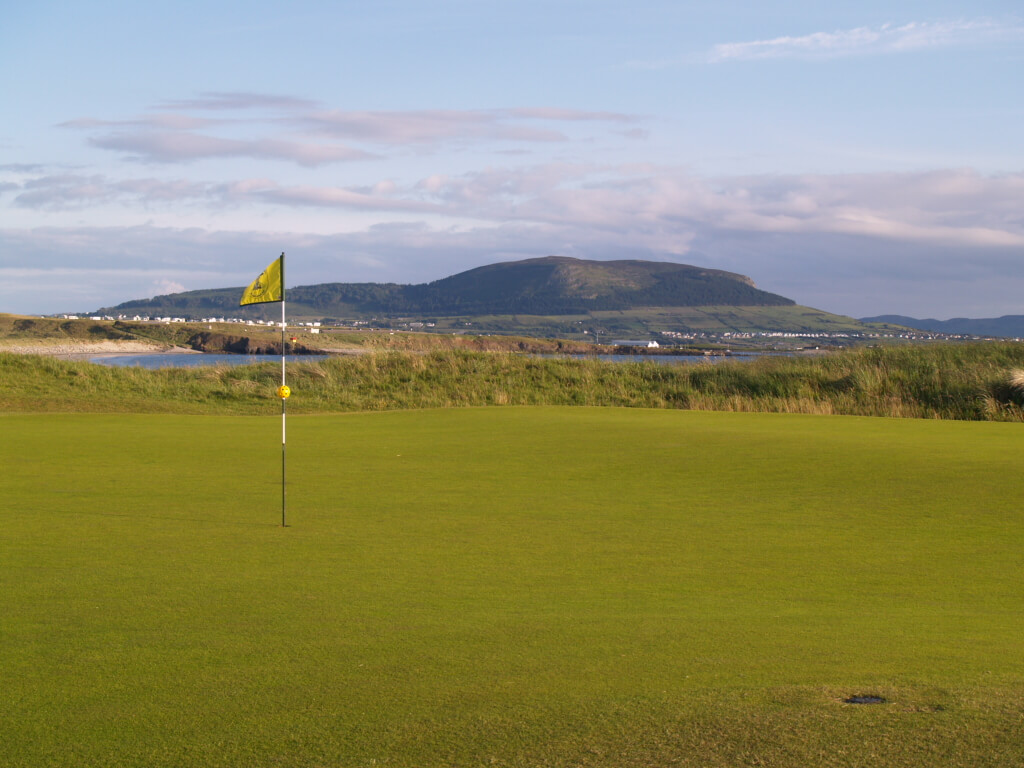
(861, 315, 1024, 338)
(100, 255, 794, 319)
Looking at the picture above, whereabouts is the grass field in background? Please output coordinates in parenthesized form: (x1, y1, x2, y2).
(4, 342, 1024, 420)
(3, 407, 1023, 766)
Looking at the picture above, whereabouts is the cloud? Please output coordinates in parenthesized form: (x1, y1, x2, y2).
(247, 181, 440, 213)
(61, 114, 220, 131)
(504, 108, 639, 123)
(709, 19, 1024, 62)
(61, 100, 641, 166)
(9, 174, 220, 210)
(0, 163, 47, 173)
(6, 172, 436, 213)
(155, 92, 320, 112)
(152, 278, 186, 295)
(87, 132, 374, 167)
(403, 165, 1024, 251)
(9, 163, 1024, 256)
(4, 213, 1023, 318)
(298, 108, 634, 146)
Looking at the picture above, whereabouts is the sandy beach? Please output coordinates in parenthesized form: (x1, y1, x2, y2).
(0, 340, 197, 358)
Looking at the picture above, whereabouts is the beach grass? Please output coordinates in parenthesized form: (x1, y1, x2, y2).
(3, 341, 1024, 420)
(3, 407, 1023, 766)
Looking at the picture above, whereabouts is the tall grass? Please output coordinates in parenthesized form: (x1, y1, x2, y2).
(4, 342, 1024, 419)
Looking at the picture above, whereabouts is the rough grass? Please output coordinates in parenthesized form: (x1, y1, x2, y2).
(2, 408, 1023, 766)
(4, 342, 1024, 420)
(0, 314, 137, 343)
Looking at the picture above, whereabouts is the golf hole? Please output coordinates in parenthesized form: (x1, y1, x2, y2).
(843, 695, 886, 705)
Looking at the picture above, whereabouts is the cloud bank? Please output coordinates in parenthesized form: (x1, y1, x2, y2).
(709, 18, 1023, 62)
(7, 164, 1021, 252)
(59, 100, 640, 166)
(3, 165, 1022, 318)
(5, 89, 1022, 319)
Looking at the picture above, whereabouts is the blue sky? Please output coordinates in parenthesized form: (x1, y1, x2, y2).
(1, 0, 1022, 318)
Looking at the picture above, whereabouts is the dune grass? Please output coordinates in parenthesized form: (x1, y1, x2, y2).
(3, 342, 1024, 420)
(2, 407, 1023, 766)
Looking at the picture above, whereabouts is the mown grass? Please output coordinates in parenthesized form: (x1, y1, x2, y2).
(4, 342, 1024, 420)
(2, 408, 1023, 766)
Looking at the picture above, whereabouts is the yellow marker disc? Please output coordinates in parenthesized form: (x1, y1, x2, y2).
(277, 385, 291, 399)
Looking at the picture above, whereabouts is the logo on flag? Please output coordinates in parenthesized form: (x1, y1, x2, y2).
(240, 254, 284, 306)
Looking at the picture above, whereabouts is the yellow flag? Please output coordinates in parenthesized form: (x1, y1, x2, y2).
(240, 254, 284, 306)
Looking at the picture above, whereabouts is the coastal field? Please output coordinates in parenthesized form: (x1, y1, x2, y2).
(452, 304, 886, 337)
(3, 407, 1024, 767)
(3, 341, 1024, 420)
(0, 314, 605, 357)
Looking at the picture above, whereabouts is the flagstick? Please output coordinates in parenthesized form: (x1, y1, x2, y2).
(240, 252, 289, 527)
(281, 255, 287, 528)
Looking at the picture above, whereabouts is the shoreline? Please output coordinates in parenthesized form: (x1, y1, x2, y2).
(0, 341, 361, 362)
(0, 341, 196, 358)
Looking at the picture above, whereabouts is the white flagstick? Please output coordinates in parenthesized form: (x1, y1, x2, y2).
(280, 253, 287, 527)
(240, 252, 289, 527)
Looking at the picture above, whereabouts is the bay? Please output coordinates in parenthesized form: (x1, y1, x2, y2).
(90, 351, 766, 369)
(90, 353, 329, 369)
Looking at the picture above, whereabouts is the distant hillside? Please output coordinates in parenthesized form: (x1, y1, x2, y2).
(862, 315, 1024, 338)
(99, 256, 795, 319)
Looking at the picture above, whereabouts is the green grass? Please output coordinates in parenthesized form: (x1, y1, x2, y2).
(416, 303, 880, 337)
(3, 407, 1024, 766)
(4, 342, 1024, 420)
(0, 314, 137, 343)
(0, 313, 607, 355)
(588, 304, 881, 333)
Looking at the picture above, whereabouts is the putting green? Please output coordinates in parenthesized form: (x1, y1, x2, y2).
(3, 408, 1023, 766)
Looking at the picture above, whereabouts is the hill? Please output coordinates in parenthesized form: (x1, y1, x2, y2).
(100, 256, 793, 319)
(92, 256, 891, 338)
(862, 314, 1024, 338)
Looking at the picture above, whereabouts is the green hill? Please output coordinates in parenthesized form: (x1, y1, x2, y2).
(396, 256, 794, 313)
(92, 256, 888, 338)
(100, 256, 793, 318)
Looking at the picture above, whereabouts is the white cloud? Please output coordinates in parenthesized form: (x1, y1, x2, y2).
(709, 19, 1023, 62)
(250, 181, 440, 213)
(403, 165, 1024, 249)
(8, 165, 1024, 252)
(155, 92, 320, 112)
(152, 278, 186, 295)
(87, 131, 374, 167)
(9, 174, 219, 210)
(60, 100, 644, 166)
(298, 108, 633, 146)
(4, 213, 1023, 319)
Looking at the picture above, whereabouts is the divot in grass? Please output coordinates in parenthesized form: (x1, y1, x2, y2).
(843, 695, 887, 705)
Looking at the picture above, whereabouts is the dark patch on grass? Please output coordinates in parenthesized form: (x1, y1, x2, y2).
(844, 695, 887, 705)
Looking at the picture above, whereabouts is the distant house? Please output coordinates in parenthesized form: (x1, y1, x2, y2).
(612, 340, 659, 347)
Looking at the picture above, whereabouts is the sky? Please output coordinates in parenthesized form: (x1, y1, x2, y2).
(1, 0, 1022, 319)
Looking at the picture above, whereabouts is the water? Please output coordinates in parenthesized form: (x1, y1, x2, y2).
(90, 353, 328, 369)
(90, 351, 765, 369)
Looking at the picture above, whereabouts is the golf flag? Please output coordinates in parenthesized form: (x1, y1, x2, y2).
(240, 255, 284, 306)
(240, 252, 290, 526)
